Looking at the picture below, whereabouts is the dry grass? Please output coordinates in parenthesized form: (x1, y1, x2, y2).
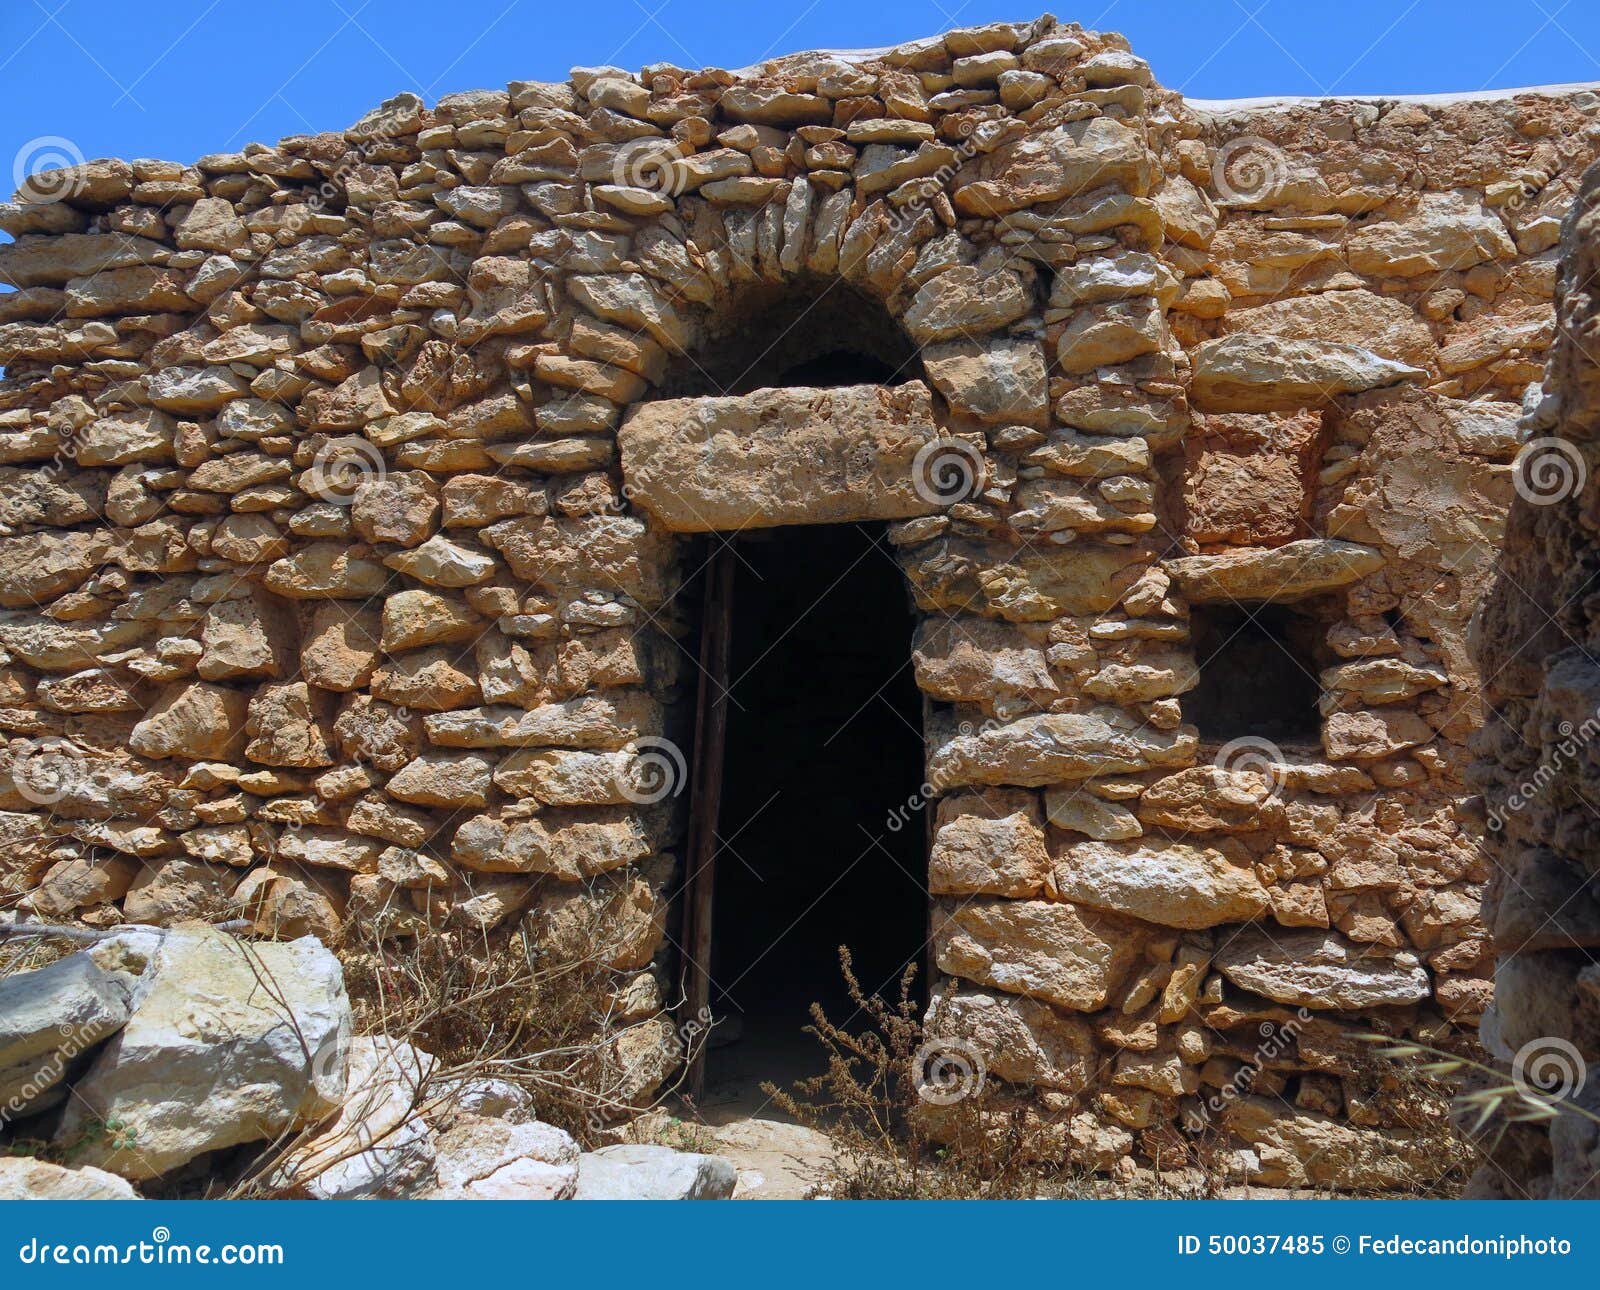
(760, 950, 1233, 1199)
(222, 898, 703, 1197)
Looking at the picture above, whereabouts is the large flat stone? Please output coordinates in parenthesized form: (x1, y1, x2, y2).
(1050, 839, 1270, 928)
(952, 116, 1152, 216)
(0, 1158, 138, 1199)
(1190, 335, 1426, 412)
(426, 1115, 579, 1200)
(921, 336, 1049, 427)
(926, 708, 1196, 788)
(1164, 539, 1384, 603)
(1214, 927, 1430, 1010)
(422, 694, 660, 750)
(1223, 1096, 1465, 1189)
(57, 929, 350, 1180)
(902, 536, 1148, 620)
(574, 1144, 738, 1199)
(275, 1037, 437, 1199)
(1217, 289, 1436, 370)
(619, 382, 942, 531)
(929, 985, 1097, 1092)
(1345, 190, 1516, 279)
(934, 898, 1144, 1012)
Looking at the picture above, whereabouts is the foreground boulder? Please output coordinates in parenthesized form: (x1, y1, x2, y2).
(56, 928, 350, 1180)
(574, 1144, 738, 1199)
(275, 1037, 437, 1200)
(0, 951, 133, 1116)
(0, 1158, 138, 1200)
(424, 1115, 579, 1199)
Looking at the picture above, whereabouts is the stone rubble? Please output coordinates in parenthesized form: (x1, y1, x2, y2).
(0, 924, 733, 1199)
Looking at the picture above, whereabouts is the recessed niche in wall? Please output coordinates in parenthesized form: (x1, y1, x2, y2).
(1183, 603, 1324, 744)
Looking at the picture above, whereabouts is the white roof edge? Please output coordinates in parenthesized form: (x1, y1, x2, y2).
(1186, 81, 1600, 115)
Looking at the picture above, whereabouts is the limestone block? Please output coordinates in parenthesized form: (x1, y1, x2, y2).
(934, 898, 1144, 1011)
(1214, 927, 1430, 1009)
(1190, 335, 1426, 412)
(58, 929, 349, 1180)
(620, 382, 942, 531)
(925, 708, 1196, 787)
(1050, 839, 1270, 928)
(1164, 539, 1384, 603)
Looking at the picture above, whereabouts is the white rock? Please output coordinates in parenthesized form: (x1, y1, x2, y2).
(56, 929, 350, 1180)
(276, 1036, 437, 1199)
(0, 951, 133, 1116)
(0, 1158, 138, 1200)
(425, 1115, 579, 1199)
(574, 1143, 738, 1199)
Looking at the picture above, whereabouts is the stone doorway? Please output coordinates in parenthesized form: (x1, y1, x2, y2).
(698, 520, 927, 1108)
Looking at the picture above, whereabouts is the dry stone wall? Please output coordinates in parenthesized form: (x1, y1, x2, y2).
(1, 13, 1597, 1187)
(1470, 160, 1600, 1199)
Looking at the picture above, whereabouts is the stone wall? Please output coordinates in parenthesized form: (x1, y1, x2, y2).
(1470, 160, 1600, 1199)
(1, 14, 1597, 1187)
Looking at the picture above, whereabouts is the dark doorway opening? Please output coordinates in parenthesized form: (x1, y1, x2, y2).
(699, 519, 927, 1106)
(653, 278, 922, 397)
(1183, 602, 1324, 744)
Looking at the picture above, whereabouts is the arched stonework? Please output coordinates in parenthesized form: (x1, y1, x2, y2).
(1, 13, 1598, 1187)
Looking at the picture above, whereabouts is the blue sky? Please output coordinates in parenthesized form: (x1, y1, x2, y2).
(3, 0, 1600, 174)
